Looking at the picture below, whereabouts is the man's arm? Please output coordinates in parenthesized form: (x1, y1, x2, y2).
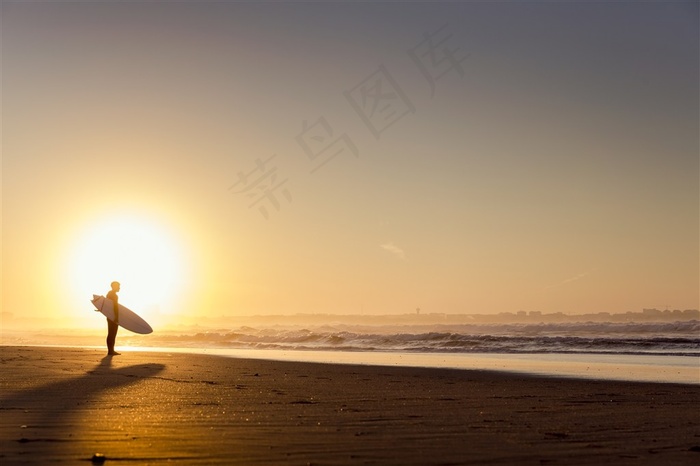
(107, 291, 119, 324)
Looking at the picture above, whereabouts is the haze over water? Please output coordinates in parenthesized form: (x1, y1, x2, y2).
(3, 2, 698, 337)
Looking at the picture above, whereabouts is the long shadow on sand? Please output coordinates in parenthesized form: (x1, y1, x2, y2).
(0, 355, 165, 462)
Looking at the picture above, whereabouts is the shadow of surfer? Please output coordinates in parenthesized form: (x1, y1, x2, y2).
(106, 281, 121, 356)
(0, 358, 165, 462)
(99, 354, 114, 369)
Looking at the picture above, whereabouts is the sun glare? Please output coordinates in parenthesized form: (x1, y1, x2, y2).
(68, 213, 189, 323)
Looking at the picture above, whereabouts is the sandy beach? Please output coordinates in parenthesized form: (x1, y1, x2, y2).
(1, 346, 699, 465)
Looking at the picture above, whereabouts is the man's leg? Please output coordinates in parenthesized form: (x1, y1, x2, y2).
(106, 319, 119, 354)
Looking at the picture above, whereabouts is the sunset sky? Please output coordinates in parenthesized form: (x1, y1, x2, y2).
(3, 1, 698, 329)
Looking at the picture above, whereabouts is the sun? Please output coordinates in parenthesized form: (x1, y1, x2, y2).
(67, 212, 189, 322)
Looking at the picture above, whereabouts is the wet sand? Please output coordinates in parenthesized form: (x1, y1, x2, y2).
(1, 346, 699, 465)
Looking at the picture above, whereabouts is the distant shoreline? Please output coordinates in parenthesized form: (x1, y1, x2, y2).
(3, 309, 698, 329)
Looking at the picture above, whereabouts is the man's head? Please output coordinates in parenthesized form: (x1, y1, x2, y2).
(111, 281, 121, 292)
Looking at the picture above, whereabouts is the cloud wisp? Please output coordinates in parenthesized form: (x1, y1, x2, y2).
(380, 242, 407, 261)
(545, 269, 596, 290)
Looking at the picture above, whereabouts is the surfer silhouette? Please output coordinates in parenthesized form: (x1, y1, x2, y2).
(106, 281, 121, 356)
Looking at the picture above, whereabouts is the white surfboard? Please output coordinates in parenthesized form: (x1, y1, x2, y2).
(91, 294, 153, 334)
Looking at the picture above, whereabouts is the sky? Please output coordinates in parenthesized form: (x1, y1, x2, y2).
(2, 0, 698, 329)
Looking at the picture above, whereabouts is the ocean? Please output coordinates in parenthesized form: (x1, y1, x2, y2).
(124, 320, 700, 357)
(3, 320, 698, 384)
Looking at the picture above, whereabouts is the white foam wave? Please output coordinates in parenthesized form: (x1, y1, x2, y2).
(121, 321, 700, 356)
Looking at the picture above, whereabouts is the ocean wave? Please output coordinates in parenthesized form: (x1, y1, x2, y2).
(123, 321, 700, 356)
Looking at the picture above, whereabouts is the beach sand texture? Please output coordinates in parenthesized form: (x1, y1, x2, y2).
(1, 346, 699, 465)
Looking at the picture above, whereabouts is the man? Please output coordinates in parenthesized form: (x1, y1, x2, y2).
(106, 281, 121, 355)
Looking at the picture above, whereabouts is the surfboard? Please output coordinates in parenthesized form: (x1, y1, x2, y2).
(91, 295, 153, 334)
